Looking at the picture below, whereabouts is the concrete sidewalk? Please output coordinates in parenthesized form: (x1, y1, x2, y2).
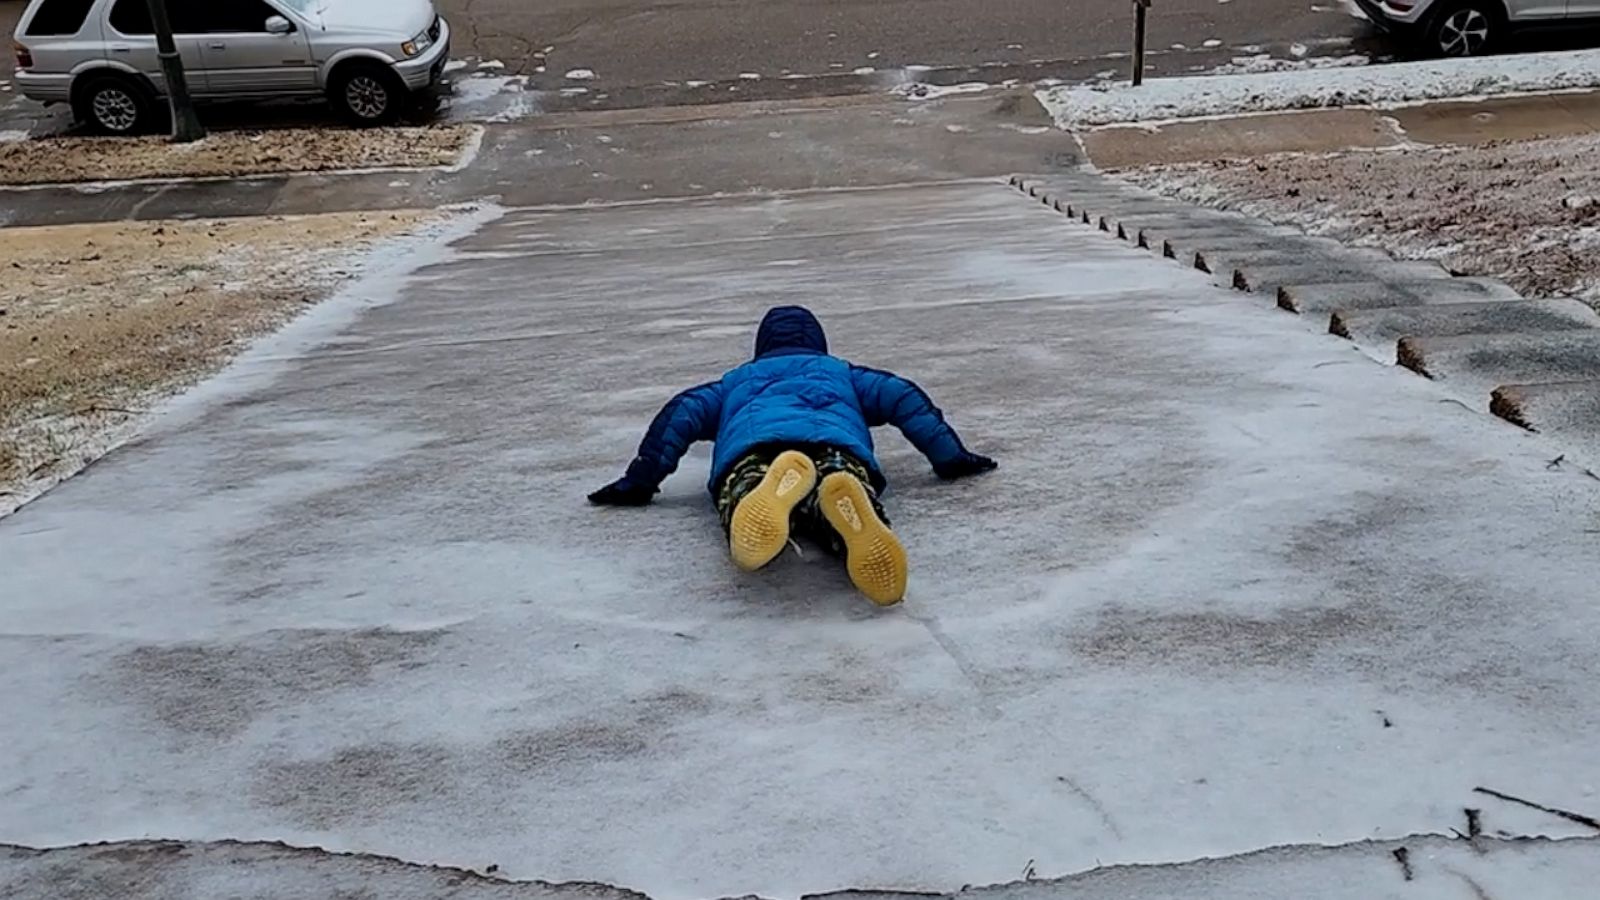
(1081, 89, 1600, 168)
(0, 92, 1079, 228)
(3, 181, 1600, 898)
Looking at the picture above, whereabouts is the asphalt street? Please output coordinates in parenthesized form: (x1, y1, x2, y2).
(1, 0, 1379, 130)
(439, 0, 1376, 95)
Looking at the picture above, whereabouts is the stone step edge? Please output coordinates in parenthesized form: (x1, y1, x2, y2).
(1009, 174, 1600, 446)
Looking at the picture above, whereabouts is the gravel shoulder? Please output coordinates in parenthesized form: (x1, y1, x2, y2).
(0, 211, 441, 514)
(0, 125, 476, 185)
(1120, 132, 1600, 310)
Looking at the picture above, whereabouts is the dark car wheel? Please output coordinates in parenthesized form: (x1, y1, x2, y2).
(330, 62, 406, 127)
(74, 73, 158, 136)
(1427, 1, 1500, 57)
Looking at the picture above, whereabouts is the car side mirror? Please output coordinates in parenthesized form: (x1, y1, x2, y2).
(265, 16, 292, 34)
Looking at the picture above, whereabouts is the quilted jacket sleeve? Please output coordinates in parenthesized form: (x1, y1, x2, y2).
(621, 381, 726, 490)
(848, 366, 967, 469)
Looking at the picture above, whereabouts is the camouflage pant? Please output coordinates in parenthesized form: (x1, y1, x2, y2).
(716, 446, 888, 556)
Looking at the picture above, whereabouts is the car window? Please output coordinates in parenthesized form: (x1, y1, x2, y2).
(106, 0, 153, 35)
(172, 0, 284, 33)
(107, 0, 286, 35)
(23, 0, 98, 36)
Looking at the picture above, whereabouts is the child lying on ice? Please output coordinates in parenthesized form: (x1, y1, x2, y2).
(588, 305, 995, 605)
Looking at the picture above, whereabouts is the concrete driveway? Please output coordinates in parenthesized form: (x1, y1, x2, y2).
(3, 180, 1600, 898)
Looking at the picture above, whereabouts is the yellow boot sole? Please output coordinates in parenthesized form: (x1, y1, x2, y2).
(729, 450, 818, 572)
(818, 472, 908, 606)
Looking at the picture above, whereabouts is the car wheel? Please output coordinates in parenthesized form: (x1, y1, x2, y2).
(1427, 2, 1499, 57)
(330, 63, 406, 127)
(74, 74, 157, 136)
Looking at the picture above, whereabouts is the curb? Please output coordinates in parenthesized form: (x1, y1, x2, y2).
(1007, 173, 1600, 451)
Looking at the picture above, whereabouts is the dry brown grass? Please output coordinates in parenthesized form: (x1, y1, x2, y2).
(1123, 132, 1600, 309)
(0, 125, 474, 185)
(1, 211, 433, 504)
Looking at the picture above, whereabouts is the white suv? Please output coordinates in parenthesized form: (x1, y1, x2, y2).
(1354, 0, 1600, 56)
(11, 0, 451, 134)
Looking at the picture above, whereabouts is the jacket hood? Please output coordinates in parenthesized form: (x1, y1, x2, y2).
(753, 306, 828, 359)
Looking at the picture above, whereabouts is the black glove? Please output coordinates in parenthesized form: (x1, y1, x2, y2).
(587, 478, 656, 507)
(934, 452, 998, 481)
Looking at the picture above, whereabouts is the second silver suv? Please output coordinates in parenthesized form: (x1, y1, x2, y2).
(1355, 0, 1600, 57)
(11, 0, 451, 134)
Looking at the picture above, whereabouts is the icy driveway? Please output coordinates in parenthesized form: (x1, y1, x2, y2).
(3, 181, 1600, 898)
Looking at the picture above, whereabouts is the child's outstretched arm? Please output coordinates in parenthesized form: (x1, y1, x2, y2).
(849, 366, 996, 480)
(589, 382, 725, 506)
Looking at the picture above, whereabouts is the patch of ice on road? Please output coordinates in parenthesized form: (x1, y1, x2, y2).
(853, 67, 876, 75)
(906, 63, 932, 72)
(1291, 42, 1310, 57)
(944, 124, 969, 133)
(868, 51, 881, 59)
(447, 74, 527, 107)
(1038, 46, 1600, 128)
(738, 72, 762, 80)
(478, 59, 506, 71)
(560, 87, 590, 97)
(443, 59, 469, 73)
(1203, 39, 1223, 48)
(890, 81, 992, 100)
(565, 68, 596, 80)
(1171, 43, 1188, 51)
(686, 80, 710, 88)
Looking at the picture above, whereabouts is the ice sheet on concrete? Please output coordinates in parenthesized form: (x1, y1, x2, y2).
(1038, 47, 1600, 128)
(3, 182, 1600, 899)
(6, 834, 1600, 899)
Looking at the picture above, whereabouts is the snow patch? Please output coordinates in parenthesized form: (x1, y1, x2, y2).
(1206, 53, 1370, 76)
(891, 81, 992, 100)
(564, 68, 596, 80)
(0, 130, 30, 143)
(1038, 47, 1600, 128)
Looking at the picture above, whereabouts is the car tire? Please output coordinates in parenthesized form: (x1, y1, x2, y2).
(74, 73, 158, 136)
(330, 62, 407, 127)
(1425, 1, 1502, 57)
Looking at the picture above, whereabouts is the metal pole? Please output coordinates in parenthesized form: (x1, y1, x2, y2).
(1132, 0, 1149, 87)
(143, 0, 204, 142)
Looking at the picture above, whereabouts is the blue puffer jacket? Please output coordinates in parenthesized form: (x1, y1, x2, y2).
(621, 306, 974, 497)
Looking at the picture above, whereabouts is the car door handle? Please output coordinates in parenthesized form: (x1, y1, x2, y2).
(111, 45, 130, 53)
(208, 42, 226, 50)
